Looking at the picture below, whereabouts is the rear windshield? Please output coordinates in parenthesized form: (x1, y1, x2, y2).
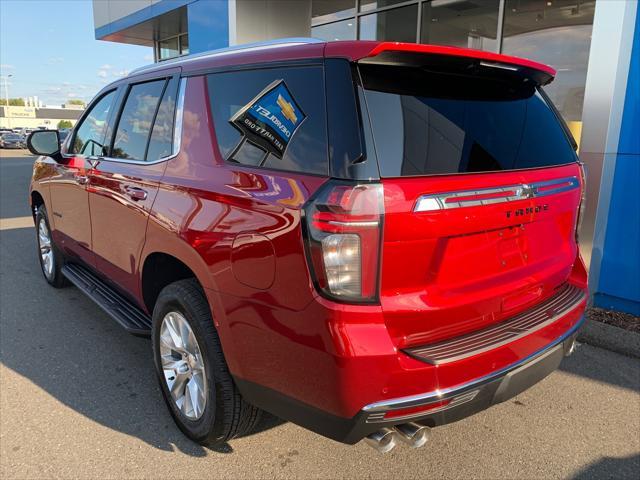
(359, 64, 577, 177)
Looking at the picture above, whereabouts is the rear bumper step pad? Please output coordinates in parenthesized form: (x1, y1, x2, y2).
(62, 263, 151, 336)
(404, 283, 585, 365)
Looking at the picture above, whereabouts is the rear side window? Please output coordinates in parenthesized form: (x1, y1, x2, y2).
(207, 66, 328, 175)
(146, 77, 179, 161)
(71, 90, 116, 156)
(359, 64, 578, 177)
(112, 80, 166, 161)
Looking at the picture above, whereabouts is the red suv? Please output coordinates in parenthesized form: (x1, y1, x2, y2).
(27, 39, 587, 452)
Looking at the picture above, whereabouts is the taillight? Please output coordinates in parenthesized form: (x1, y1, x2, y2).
(576, 162, 587, 238)
(303, 181, 384, 303)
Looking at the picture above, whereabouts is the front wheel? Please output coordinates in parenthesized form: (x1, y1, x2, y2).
(35, 205, 68, 288)
(152, 278, 261, 446)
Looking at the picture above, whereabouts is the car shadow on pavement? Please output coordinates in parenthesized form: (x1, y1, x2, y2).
(0, 227, 285, 457)
(570, 453, 640, 479)
(559, 341, 640, 393)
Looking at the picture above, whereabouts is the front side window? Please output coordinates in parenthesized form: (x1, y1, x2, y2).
(71, 90, 116, 156)
(207, 66, 328, 175)
(111, 80, 166, 161)
(360, 64, 577, 177)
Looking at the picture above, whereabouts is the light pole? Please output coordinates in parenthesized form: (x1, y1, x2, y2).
(3, 74, 11, 107)
(1, 74, 12, 129)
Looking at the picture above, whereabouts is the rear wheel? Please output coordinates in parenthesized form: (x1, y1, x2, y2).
(151, 278, 261, 446)
(35, 205, 68, 288)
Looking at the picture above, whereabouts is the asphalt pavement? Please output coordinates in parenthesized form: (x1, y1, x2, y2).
(1, 149, 639, 479)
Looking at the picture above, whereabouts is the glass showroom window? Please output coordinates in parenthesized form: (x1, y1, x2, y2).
(312, 19, 357, 41)
(421, 0, 500, 51)
(157, 33, 189, 61)
(359, 4, 419, 42)
(360, 0, 409, 13)
(502, 0, 596, 138)
(312, 0, 356, 25)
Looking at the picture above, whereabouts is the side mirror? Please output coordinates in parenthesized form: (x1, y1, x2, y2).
(27, 130, 60, 157)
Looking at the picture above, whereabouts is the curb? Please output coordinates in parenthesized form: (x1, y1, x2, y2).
(578, 319, 640, 359)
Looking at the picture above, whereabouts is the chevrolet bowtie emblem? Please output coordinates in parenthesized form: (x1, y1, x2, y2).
(277, 94, 298, 124)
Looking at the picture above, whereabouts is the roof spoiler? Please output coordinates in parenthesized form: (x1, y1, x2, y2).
(357, 42, 556, 86)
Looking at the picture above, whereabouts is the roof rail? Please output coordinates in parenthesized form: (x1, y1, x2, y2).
(130, 37, 325, 75)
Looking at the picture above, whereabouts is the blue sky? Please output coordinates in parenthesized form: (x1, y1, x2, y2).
(0, 0, 152, 106)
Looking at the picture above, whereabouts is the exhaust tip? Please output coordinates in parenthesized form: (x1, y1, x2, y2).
(364, 427, 398, 453)
(394, 422, 431, 448)
(564, 335, 578, 357)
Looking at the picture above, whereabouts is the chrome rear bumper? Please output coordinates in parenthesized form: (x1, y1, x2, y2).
(363, 314, 584, 423)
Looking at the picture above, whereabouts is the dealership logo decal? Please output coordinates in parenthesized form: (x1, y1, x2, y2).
(229, 80, 306, 163)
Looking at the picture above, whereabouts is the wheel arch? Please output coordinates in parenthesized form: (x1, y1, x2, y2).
(140, 252, 209, 315)
(30, 190, 45, 220)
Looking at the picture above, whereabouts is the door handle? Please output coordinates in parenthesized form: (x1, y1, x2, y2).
(75, 175, 89, 185)
(124, 186, 148, 201)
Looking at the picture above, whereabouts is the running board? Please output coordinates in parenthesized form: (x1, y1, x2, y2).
(62, 263, 152, 336)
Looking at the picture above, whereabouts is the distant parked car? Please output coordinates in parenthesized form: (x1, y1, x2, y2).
(0, 128, 13, 135)
(16, 127, 34, 138)
(0, 133, 25, 149)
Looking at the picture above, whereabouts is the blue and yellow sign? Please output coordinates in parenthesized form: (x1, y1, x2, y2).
(230, 80, 306, 159)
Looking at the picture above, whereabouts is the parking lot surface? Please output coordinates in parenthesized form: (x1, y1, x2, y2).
(1, 149, 639, 479)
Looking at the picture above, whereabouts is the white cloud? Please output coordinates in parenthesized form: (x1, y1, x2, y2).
(47, 57, 64, 65)
(97, 70, 108, 78)
(0, 64, 15, 70)
(112, 69, 129, 78)
(144, 54, 154, 62)
(100, 64, 113, 70)
(66, 93, 78, 98)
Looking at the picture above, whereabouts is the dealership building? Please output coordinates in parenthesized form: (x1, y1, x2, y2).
(92, 0, 638, 315)
(0, 105, 82, 130)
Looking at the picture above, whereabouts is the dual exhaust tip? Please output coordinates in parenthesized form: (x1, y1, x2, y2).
(364, 422, 430, 453)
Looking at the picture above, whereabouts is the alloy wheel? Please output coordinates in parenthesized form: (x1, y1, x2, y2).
(38, 218, 54, 279)
(159, 311, 208, 420)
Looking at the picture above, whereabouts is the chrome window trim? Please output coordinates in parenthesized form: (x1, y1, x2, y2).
(361, 314, 585, 415)
(414, 176, 580, 212)
(95, 77, 187, 166)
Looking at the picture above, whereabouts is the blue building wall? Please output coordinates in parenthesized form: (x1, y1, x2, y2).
(95, 0, 192, 41)
(187, 0, 229, 53)
(95, 0, 230, 53)
(593, 5, 640, 315)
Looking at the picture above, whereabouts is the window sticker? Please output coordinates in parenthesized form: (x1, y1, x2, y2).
(229, 80, 306, 163)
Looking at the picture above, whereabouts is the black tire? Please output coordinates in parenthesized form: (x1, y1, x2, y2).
(35, 205, 68, 288)
(151, 278, 261, 446)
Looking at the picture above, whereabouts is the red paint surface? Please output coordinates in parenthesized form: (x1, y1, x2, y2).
(366, 42, 556, 76)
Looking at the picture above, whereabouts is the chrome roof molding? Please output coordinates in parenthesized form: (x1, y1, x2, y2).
(130, 38, 326, 76)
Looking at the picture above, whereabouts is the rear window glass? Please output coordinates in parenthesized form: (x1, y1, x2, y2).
(359, 64, 577, 177)
(207, 66, 328, 175)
